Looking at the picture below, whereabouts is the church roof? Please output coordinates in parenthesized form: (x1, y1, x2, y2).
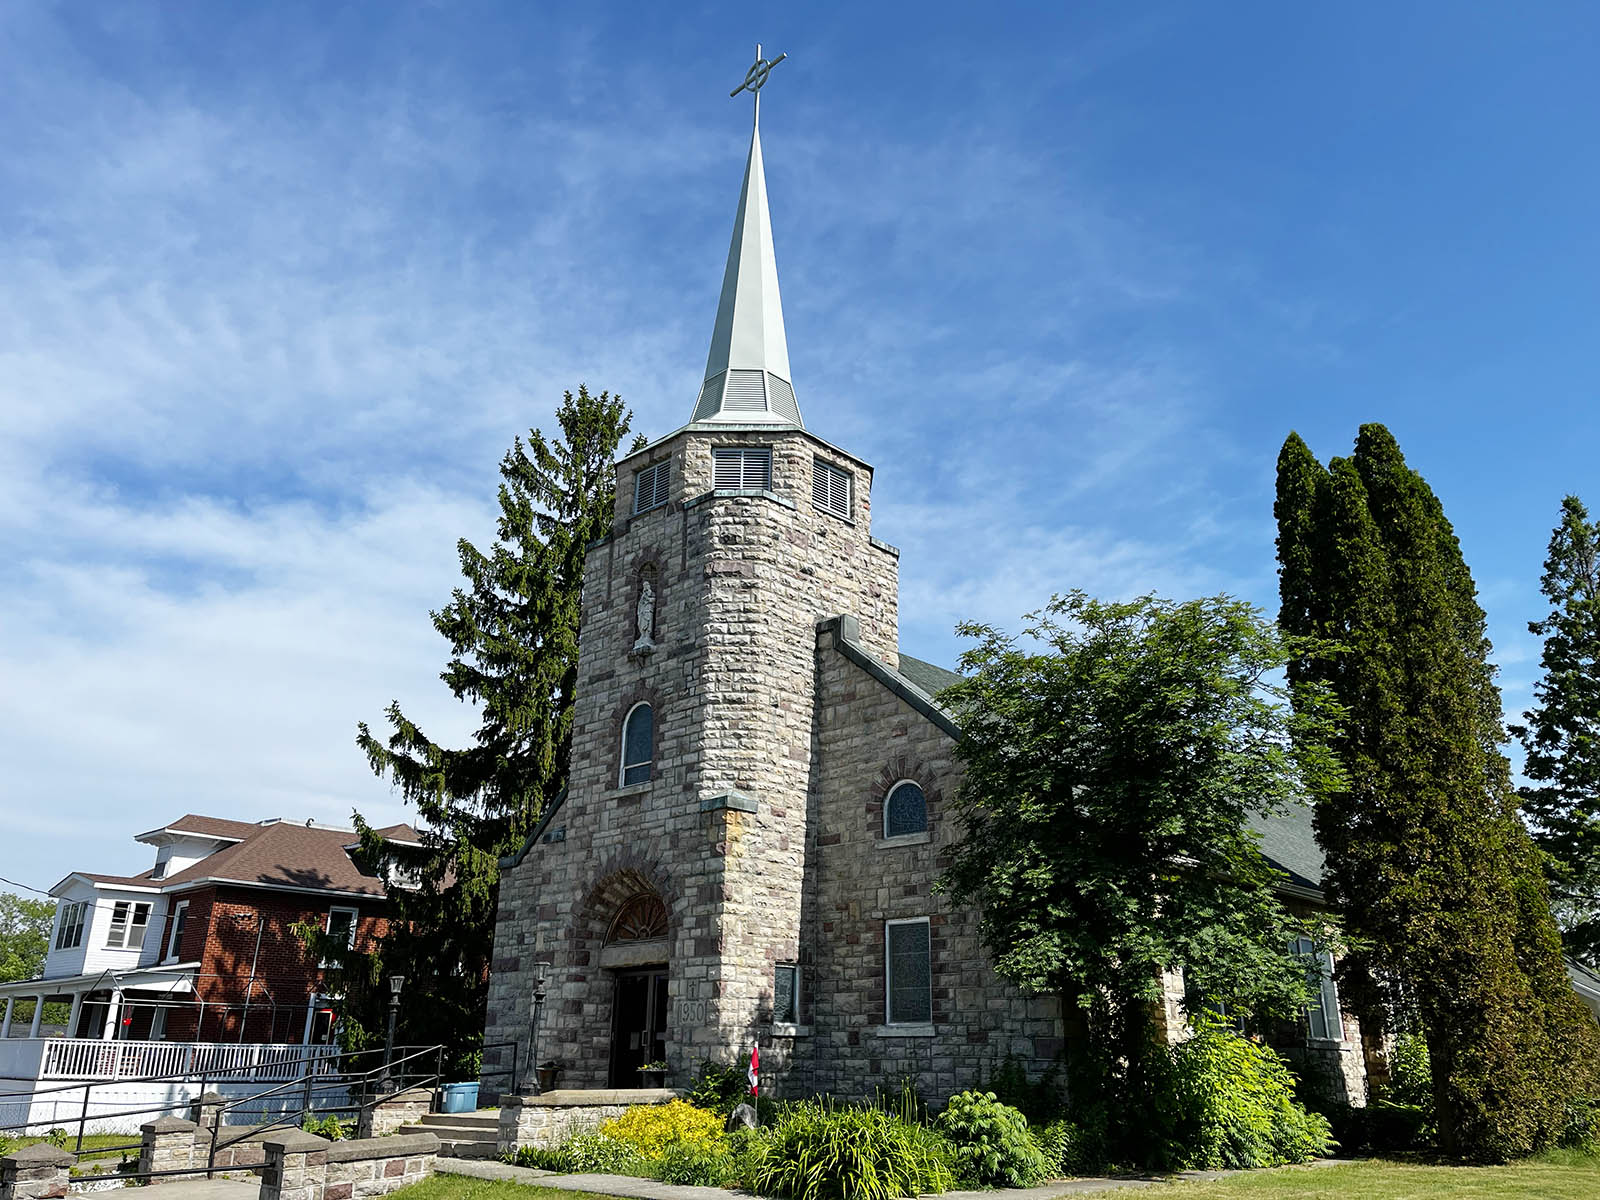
(898, 654, 965, 697)
(689, 115, 803, 428)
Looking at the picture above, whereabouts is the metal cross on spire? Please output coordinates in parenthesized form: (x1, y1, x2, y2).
(730, 44, 787, 128)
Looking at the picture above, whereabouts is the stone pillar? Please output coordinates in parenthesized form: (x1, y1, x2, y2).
(189, 1092, 227, 1135)
(260, 1131, 329, 1200)
(1, 997, 12, 1039)
(27, 995, 44, 1038)
(355, 1087, 433, 1140)
(139, 1117, 198, 1182)
(0, 1144, 73, 1200)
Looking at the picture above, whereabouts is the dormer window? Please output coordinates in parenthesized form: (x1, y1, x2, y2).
(712, 446, 772, 491)
(633, 460, 670, 514)
(812, 458, 852, 519)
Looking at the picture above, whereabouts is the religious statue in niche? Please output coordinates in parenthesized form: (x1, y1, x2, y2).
(633, 576, 656, 654)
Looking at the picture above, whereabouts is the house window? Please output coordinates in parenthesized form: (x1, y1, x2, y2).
(633, 460, 670, 514)
(620, 703, 653, 786)
(54, 902, 86, 951)
(105, 901, 151, 950)
(884, 781, 928, 838)
(774, 964, 800, 1025)
(165, 901, 190, 961)
(812, 458, 852, 519)
(712, 446, 772, 491)
(324, 907, 358, 964)
(885, 918, 932, 1025)
(1291, 937, 1341, 1041)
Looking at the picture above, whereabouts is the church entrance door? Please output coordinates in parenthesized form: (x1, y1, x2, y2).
(609, 967, 667, 1086)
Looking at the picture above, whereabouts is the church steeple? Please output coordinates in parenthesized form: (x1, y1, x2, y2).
(691, 48, 803, 427)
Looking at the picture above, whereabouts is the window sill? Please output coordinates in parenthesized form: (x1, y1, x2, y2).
(875, 831, 930, 849)
(874, 1023, 935, 1039)
(770, 1023, 812, 1038)
(811, 503, 855, 526)
(606, 781, 654, 800)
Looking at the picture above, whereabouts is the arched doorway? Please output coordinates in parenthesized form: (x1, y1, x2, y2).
(605, 893, 669, 1086)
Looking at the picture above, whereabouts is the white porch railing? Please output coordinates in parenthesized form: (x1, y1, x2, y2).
(35, 1039, 339, 1082)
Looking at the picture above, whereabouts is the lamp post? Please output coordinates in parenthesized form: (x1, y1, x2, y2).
(527, 962, 550, 1095)
(379, 974, 405, 1092)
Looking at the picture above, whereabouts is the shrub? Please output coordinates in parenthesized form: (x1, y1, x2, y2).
(600, 1100, 724, 1160)
(750, 1098, 954, 1200)
(984, 1055, 1067, 1123)
(687, 1059, 781, 1123)
(1382, 1033, 1433, 1111)
(1316, 1100, 1428, 1156)
(651, 1141, 738, 1186)
(935, 1091, 1052, 1187)
(561, 1131, 647, 1174)
(1558, 1097, 1600, 1151)
(1160, 1018, 1333, 1170)
(300, 1115, 348, 1141)
(1033, 1115, 1108, 1177)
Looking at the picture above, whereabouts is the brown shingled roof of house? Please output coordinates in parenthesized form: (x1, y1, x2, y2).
(81, 870, 162, 887)
(161, 821, 399, 897)
(142, 813, 264, 842)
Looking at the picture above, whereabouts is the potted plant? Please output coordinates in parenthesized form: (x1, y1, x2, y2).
(536, 1059, 564, 1092)
(637, 1060, 667, 1087)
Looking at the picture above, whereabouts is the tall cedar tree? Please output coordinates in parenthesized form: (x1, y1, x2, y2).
(349, 386, 641, 1067)
(1511, 496, 1600, 962)
(1274, 425, 1600, 1161)
(936, 592, 1343, 1156)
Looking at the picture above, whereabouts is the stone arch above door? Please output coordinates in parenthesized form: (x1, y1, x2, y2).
(577, 862, 675, 970)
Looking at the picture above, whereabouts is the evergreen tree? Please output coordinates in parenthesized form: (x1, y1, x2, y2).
(1274, 425, 1600, 1161)
(1511, 496, 1600, 962)
(350, 386, 641, 1067)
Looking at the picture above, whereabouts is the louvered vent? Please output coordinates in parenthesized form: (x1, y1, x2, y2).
(713, 447, 773, 491)
(723, 370, 768, 411)
(691, 373, 726, 422)
(812, 458, 851, 519)
(633, 460, 670, 514)
(767, 376, 801, 424)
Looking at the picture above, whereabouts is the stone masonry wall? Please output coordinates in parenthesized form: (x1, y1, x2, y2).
(483, 423, 900, 1096)
(798, 628, 1064, 1103)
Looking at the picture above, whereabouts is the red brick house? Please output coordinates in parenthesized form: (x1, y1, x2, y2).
(1, 814, 417, 1067)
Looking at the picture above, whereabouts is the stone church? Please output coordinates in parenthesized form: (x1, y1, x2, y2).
(479, 86, 1371, 1107)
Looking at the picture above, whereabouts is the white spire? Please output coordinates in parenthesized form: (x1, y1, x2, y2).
(691, 53, 803, 427)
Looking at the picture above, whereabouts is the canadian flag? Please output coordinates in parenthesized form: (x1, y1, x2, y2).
(748, 1043, 759, 1096)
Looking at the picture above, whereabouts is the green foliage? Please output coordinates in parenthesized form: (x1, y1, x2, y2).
(983, 1055, 1066, 1123)
(1275, 426, 1600, 1161)
(936, 590, 1341, 1149)
(1383, 1033, 1434, 1112)
(599, 1100, 724, 1159)
(749, 1098, 954, 1200)
(1511, 495, 1600, 963)
(687, 1058, 778, 1122)
(350, 386, 642, 1064)
(300, 1115, 350, 1141)
(0, 892, 56, 983)
(935, 1091, 1052, 1187)
(1155, 1018, 1332, 1170)
(45, 1129, 69, 1149)
(517, 1130, 647, 1175)
(650, 1140, 739, 1187)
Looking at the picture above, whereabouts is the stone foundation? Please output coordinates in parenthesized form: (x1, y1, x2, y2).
(495, 1088, 680, 1154)
(356, 1088, 434, 1139)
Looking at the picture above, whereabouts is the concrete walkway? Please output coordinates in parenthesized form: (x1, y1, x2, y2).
(436, 1155, 1352, 1198)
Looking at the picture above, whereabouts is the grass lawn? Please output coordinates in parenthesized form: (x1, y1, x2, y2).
(1113, 1152, 1600, 1199)
(390, 1178, 631, 1200)
(10, 1132, 139, 1163)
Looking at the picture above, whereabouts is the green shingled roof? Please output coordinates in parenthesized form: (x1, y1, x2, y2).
(898, 653, 964, 698)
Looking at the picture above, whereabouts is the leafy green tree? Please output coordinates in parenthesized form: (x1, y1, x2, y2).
(936, 591, 1343, 1155)
(1274, 425, 1600, 1161)
(351, 386, 641, 1067)
(1510, 495, 1600, 962)
(0, 892, 55, 982)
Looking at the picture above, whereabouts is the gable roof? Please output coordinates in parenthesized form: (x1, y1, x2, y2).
(159, 819, 417, 898)
(898, 653, 964, 698)
(137, 813, 261, 844)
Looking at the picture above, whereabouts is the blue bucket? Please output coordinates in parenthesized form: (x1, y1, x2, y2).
(440, 1082, 480, 1113)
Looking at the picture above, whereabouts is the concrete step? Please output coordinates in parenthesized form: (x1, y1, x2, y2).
(440, 1141, 503, 1160)
(418, 1111, 500, 1131)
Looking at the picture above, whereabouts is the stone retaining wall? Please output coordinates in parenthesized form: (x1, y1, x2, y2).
(262, 1131, 438, 1200)
(0, 1144, 72, 1200)
(496, 1088, 680, 1153)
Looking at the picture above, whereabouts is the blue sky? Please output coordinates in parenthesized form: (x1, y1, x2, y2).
(2, 1, 1597, 893)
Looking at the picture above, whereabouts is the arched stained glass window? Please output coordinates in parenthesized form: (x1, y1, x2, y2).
(608, 894, 669, 942)
(884, 780, 927, 838)
(621, 703, 653, 786)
